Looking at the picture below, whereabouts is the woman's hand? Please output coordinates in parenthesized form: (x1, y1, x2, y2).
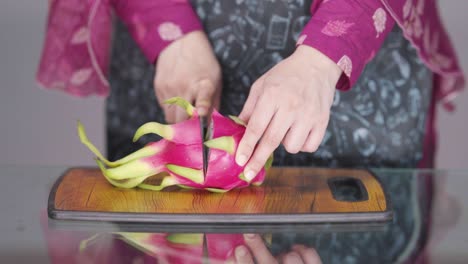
(154, 31, 222, 123)
(236, 46, 342, 180)
(227, 234, 322, 264)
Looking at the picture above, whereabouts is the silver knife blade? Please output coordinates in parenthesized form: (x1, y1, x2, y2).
(200, 116, 209, 177)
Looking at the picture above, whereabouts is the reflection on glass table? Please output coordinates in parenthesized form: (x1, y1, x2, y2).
(0, 166, 467, 263)
(43, 229, 322, 263)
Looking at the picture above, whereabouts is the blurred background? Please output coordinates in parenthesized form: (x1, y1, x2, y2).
(0, 1, 467, 168)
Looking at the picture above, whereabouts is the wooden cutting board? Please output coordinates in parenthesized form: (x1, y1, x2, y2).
(48, 167, 391, 224)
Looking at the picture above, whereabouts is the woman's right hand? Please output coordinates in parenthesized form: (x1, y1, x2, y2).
(228, 234, 322, 264)
(154, 30, 222, 123)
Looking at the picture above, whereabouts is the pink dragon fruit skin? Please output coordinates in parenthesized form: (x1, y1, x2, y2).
(210, 110, 246, 138)
(78, 97, 272, 192)
(132, 97, 203, 146)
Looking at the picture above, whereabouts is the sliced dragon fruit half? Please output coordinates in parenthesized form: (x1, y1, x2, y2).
(77, 97, 272, 192)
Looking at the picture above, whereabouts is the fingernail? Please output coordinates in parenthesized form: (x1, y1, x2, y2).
(197, 107, 207, 116)
(244, 233, 256, 239)
(235, 245, 247, 258)
(236, 154, 247, 166)
(245, 170, 255, 181)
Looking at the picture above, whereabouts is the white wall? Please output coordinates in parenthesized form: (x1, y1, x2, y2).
(436, 2, 468, 168)
(0, 0, 105, 166)
(0, 0, 466, 167)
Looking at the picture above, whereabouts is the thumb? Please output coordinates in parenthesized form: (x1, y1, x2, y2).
(194, 79, 216, 116)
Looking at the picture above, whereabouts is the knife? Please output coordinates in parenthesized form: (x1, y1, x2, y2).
(200, 115, 210, 177)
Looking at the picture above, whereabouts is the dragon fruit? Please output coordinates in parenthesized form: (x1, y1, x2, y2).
(113, 233, 204, 263)
(78, 97, 272, 192)
(78, 232, 204, 263)
(116, 233, 247, 262)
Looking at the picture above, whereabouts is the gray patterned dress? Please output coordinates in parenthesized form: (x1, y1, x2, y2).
(107, 0, 433, 169)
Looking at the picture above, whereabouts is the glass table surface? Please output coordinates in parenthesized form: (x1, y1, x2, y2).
(1, 165, 467, 263)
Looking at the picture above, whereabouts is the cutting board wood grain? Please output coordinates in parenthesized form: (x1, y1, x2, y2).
(48, 167, 391, 223)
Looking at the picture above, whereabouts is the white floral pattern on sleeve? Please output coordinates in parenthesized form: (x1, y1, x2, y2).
(337, 55, 352, 77)
(70, 68, 93, 86)
(70, 27, 89, 44)
(373, 8, 387, 37)
(158, 22, 183, 41)
(321, 20, 354, 37)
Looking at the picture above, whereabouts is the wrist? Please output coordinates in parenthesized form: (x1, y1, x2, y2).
(157, 30, 206, 65)
(293, 45, 342, 87)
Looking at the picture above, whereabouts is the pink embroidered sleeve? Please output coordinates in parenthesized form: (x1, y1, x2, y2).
(297, 0, 396, 91)
(36, 0, 202, 97)
(113, 0, 203, 63)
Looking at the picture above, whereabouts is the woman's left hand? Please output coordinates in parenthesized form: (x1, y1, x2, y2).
(236, 46, 342, 180)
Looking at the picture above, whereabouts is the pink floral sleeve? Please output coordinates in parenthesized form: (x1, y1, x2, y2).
(36, 0, 202, 97)
(297, 0, 396, 91)
(112, 0, 202, 63)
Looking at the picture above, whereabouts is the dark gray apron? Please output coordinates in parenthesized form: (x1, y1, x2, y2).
(107, 0, 433, 168)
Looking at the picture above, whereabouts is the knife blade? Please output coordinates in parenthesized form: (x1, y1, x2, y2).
(200, 115, 210, 177)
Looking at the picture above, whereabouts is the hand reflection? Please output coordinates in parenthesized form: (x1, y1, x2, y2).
(227, 234, 322, 264)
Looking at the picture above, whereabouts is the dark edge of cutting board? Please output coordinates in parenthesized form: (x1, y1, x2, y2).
(48, 218, 390, 234)
(47, 168, 71, 221)
(48, 167, 393, 224)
